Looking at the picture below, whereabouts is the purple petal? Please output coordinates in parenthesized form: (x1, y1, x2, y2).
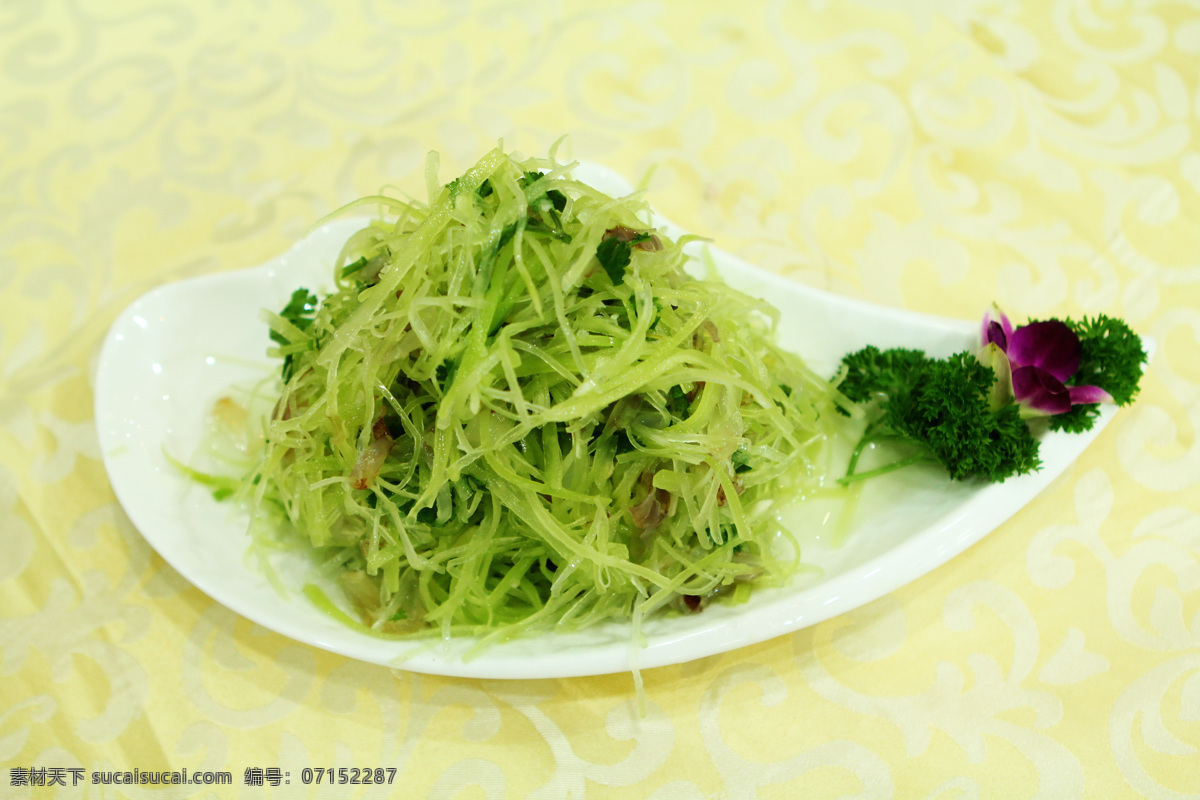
(1012, 366, 1072, 416)
(986, 321, 1008, 351)
(1068, 384, 1114, 405)
(1007, 320, 1081, 381)
(981, 304, 1013, 349)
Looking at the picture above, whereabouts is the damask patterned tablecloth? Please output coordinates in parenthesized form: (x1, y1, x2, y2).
(3, 2, 1199, 798)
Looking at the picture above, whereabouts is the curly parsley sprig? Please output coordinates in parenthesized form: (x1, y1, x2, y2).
(835, 309, 1146, 485)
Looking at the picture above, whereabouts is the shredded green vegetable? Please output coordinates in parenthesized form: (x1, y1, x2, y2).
(242, 147, 850, 646)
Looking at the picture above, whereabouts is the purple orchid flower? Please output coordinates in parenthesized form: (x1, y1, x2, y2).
(980, 304, 1112, 417)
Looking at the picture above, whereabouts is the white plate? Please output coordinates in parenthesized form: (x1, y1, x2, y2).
(94, 163, 1144, 679)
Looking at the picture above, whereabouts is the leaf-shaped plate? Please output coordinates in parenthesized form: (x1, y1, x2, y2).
(94, 163, 1141, 678)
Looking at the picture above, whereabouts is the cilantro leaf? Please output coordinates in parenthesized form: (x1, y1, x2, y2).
(520, 170, 567, 212)
(596, 237, 632, 285)
(436, 357, 459, 392)
(667, 384, 691, 416)
(272, 288, 318, 381)
(271, 288, 318, 344)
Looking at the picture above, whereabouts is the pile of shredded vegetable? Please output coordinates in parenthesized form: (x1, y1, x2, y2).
(244, 147, 850, 646)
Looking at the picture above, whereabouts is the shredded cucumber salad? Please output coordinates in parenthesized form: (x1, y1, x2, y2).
(237, 147, 852, 647)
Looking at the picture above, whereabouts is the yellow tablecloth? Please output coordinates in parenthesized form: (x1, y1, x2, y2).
(3, 3, 1199, 798)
